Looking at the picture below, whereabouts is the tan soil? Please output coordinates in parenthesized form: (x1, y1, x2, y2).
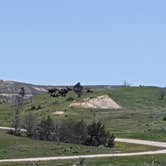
(70, 95, 121, 109)
(52, 111, 65, 115)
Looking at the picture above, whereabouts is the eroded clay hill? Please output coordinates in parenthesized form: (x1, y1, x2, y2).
(70, 95, 121, 109)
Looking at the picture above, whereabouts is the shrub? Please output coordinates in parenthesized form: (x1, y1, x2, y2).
(30, 105, 36, 110)
(24, 116, 115, 148)
(24, 113, 37, 137)
(37, 116, 56, 141)
(163, 116, 166, 121)
(85, 121, 115, 148)
(66, 97, 74, 101)
(36, 104, 42, 110)
(58, 120, 88, 144)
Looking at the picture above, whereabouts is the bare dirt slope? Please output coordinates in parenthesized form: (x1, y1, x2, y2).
(70, 95, 121, 109)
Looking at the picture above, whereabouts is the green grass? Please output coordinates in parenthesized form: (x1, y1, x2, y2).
(85, 155, 166, 166)
(1, 87, 166, 141)
(1, 155, 166, 166)
(0, 130, 158, 160)
(23, 87, 166, 141)
(0, 104, 13, 126)
(0, 87, 166, 165)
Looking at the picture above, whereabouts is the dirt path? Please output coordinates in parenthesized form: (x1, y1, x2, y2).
(0, 150, 166, 163)
(116, 138, 166, 148)
(0, 126, 26, 132)
(0, 126, 166, 163)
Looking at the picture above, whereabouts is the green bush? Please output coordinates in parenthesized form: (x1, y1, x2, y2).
(66, 97, 74, 101)
(163, 116, 166, 121)
(25, 116, 115, 148)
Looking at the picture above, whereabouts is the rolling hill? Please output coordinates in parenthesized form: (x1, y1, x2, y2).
(0, 80, 53, 103)
(0, 79, 124, 103)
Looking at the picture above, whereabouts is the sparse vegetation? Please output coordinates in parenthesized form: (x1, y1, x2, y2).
(1, 86, 166, 141)
(163, 116, 166, 121)
(0, 86, 166, 165)
(23, 116, 115, 148)
(0, 130, 156, 160)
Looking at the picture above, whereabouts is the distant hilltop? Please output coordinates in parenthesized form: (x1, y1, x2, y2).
(0, 80, 53, 103)
(0, 79, 127, 103)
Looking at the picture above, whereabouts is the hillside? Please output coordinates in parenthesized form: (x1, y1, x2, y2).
(0, 80, 123, 103)
(0, 80, 53, 103)
(0, 86, 166, 165)
(0, 85, 166, 141)
(22, 86, 166, 141)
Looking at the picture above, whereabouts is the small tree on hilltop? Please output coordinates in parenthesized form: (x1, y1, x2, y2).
(73, 82, 84, 97)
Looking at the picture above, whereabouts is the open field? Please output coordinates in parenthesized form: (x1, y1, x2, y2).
(0, 87, 166, 165)
(0, 87, 165, 141)
(0, 130, 159, 160)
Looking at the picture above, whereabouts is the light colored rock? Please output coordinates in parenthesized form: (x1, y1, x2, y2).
(53, 111, 65, 115)
(70, 95, 121, 109)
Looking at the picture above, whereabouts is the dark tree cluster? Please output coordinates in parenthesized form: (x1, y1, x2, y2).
(48, 82, 93, 98)
(85, 121, 115, 147)
(48, 87, 72, 97)
(24, 115, 115, 148)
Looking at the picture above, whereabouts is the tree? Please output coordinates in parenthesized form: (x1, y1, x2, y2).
(58, 120, 88, 144)
(25, 113, 37, 137)
(22, 117, 115, 148)
(159, 89, 165, 100)
(12, 87, 25, 136)
(38, 116, 55, 141)
(19, 87, 25, 97)
(85, 121, 115, 147)
(73, 82, 84, 97)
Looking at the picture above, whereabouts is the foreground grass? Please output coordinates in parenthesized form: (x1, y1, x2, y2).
(0, 131, 158, 160)
(1, 155, 166, 166)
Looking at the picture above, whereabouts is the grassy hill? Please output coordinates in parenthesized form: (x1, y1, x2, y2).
(0, 86, 166, 141)
(0, 80, 122, 103)
(0, 80, 48, 103)
(0, 86, 166, 165)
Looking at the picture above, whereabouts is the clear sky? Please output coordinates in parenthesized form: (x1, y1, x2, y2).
(0, 0, 166, 86)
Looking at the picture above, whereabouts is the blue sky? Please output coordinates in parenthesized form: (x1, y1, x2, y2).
(0, 0, 166, 86)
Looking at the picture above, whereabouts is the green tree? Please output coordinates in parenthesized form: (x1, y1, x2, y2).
(12, 87, 25, 136)
(58, 120, 88, 144)
(38, 116, 55, 141)
(73, 82, 84, 97)
(85, 121, 115, 147)
(25, 113, 37, 137)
